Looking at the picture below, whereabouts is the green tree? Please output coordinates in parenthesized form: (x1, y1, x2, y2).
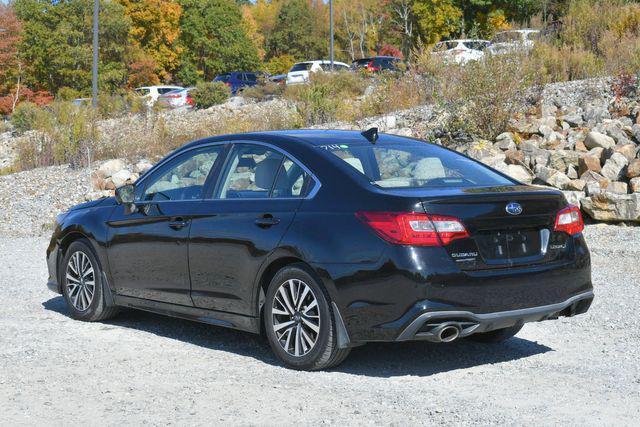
(177, 0, 260, 85)
(267, 0, 326, 60)
(413, 0, 463, 45)
(14, 0, 130, 95)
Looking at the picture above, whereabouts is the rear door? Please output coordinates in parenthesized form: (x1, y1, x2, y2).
(188, 142, 317, 315)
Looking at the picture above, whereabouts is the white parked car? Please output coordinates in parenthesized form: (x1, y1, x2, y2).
(157, 87, 195, 109)
(286, 60, 350, 85)
(432, 39, 490, 65)
(488, 29, 540, 55)
(135, 85, 184, 106)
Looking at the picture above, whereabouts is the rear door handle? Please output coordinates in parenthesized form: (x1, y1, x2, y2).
(255, 214, 280, 228)
(169, 217, 190, 230)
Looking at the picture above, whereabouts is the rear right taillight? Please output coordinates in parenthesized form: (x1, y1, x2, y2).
(554, 205, 584, 236)
(356, 211, 469, 246)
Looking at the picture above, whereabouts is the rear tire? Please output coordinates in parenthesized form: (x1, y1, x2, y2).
(61, 240, 120, 322)
(264, 264, 350, 370)
(466, 324, 523, 343)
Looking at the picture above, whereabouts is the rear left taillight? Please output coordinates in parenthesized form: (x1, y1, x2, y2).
(554, 205, 584, 236)
(356, 211, 469, 246)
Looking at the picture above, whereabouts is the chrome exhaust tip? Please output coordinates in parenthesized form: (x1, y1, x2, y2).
(438, 325, 460, 342)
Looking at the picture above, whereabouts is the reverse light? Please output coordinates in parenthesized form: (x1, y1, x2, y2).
(356, 211, 469, 246)
(554, 205, 584, 236)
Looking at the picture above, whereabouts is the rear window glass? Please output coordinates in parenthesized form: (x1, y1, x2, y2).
(290, 63, 312, 72)
(463, 41, 488, 50)
(321, 142, 513, 189)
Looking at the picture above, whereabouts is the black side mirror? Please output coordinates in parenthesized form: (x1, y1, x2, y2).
(115, 184, 136, 205)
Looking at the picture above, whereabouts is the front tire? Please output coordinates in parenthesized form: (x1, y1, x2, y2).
(264, 264, 350, 370)
(61, 240, 119, 322)
(466, 324, 523, 343)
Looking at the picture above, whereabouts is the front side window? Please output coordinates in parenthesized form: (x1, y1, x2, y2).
(290, 63, 312, 72)
(142, 146, 223, 201)
(321, 141, 513, 189)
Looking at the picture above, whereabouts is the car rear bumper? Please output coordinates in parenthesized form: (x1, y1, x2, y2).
(395, 291, 593, 342)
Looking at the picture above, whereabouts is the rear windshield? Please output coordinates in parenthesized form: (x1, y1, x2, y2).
(290, 63, 312, 72)
(322, 141, 513, 189)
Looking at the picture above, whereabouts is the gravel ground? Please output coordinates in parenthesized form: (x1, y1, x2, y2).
(1, 225, 639, 426)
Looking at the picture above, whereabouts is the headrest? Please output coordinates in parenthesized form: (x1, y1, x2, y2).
(255, 157, 282, 190)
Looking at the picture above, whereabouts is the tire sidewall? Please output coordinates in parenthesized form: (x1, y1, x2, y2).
(61, 240, 104, 321)
(264, 265, 333, 370)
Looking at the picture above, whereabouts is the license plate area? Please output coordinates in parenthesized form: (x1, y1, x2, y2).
(474, 228, 547, 265)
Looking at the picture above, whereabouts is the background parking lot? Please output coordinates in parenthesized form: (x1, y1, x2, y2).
(1, 225, 638, 425)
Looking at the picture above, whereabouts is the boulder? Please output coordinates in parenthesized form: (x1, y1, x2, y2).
(562, 190, 585, 206)
(535, 165, 572, 189)
(135, 159, 153, 174)
(611, 144, 638, 162)
(584, 131, 615, 150)
(567, 165, 578, 179)
(97, 159, 126, 179)
(494, 132, 517, 151)
(603, 181, 629, 194)
(583, 105, 611, 124)
(585, 180, 602, 196)
(578, 155, 602, 176)
(600, 152, 628, 181)
(563, 112, 584, 127)
(580, 170, 608, 184)
(110, 169, 133, 187)
(631, 177, 640, 193)
(566, 179, 586, 191)
(505, 149, 525, 165)
(581, 193, 640, 222)
(501, 164, 533, 184)
(627, 159, 640, 179)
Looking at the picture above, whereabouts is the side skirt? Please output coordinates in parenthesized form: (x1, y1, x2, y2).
(113, 295, 260, 334)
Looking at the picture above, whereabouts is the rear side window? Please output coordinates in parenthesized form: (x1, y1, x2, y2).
(217, 145, 284, 199)
(272, 158, 315, 198)
(290, 63, 312, 72)
(322, 142, 513, 189)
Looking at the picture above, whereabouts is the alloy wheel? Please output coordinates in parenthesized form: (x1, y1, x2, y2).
(65, 251, 96, 312)
(271, 279, 321, 357)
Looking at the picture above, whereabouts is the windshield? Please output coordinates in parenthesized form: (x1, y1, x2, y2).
(322, 141, 514, 189)
(290, 63, 312, 72)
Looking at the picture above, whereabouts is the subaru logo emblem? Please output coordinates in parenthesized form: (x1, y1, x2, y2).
(506, 202, 523, 216)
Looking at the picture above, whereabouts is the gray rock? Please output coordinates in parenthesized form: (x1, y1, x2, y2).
(494, 132, 517, 151)
(496, 164, 533, 184)
(630, 177, 640, 193)
(563, 112, 584, 127)
(601, 152, 628, 181)
(562, 190, 585, 206)
(583, 105, 610, 124)
(604, 181, 629, 194)
(584, 131, 615, 150)
(567, 164, 578, 179)
(581, 193, 640, 222)
(585, 181, 602, 196)
(110, 169, 133, 188)
(566, 179, 586, 191)
(627, 159, 640, 179)
(98, 159, 126, 179)
(535, 165, 572, 189)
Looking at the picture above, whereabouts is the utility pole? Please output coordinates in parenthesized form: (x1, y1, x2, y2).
(92, 0, 99, 108)
(329, 0, 334, 71)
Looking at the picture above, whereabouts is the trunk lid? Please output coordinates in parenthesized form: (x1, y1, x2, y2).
(417, 185, 570, 270)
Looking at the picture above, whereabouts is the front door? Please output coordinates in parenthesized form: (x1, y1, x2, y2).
(189, 143, 317, 315)
(107, 144, 226, 305)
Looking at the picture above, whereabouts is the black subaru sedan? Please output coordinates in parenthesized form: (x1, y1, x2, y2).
(46, 130, 593, 370)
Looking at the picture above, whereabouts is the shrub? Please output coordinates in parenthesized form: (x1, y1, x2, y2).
(437, 54, 536, 140)
(283, 72, 368, 125)
(11, 102, 42, 133)
(242, 80, 285, 101)
(265, 54, 296, 75)
(56, 87, 83, 101)
(360, 72, 433, 118)
(191, 82, 230, 109)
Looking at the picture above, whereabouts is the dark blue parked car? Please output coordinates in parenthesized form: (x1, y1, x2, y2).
(213, 72, 264, 94)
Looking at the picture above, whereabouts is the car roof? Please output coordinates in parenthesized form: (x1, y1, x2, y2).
(294, 60, 349, 66)
(179, 130, 420, 152)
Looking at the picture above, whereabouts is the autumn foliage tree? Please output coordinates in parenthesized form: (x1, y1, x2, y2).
(115, 0, 183, 82)
(0, 3, 23, 113)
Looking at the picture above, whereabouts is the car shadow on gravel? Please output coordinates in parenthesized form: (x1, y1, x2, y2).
(44, 296, 552, 377)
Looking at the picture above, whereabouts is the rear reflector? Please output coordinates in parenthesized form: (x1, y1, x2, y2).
(554, 205, 584, 236)
(356, 211, 469, 246)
